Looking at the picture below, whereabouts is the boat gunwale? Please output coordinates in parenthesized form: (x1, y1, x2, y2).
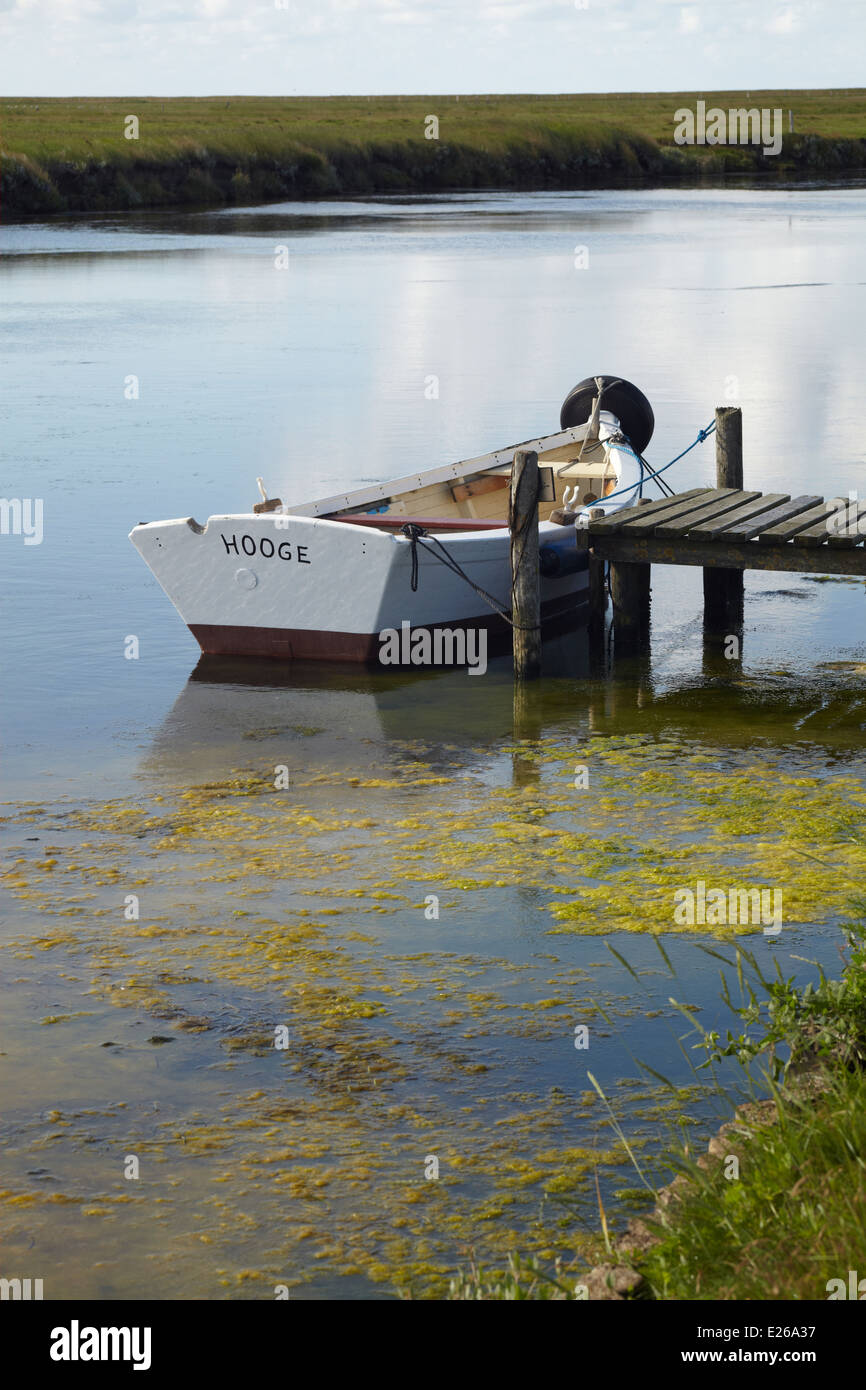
(283, 423, 594, 519)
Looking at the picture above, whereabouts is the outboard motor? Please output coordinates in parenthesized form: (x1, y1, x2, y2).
(559, 375, 655, 523)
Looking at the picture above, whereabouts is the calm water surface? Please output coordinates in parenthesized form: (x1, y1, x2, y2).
(2, 187, 866, 1297)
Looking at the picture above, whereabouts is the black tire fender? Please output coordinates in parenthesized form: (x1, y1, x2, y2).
(560, 375, 654, 454)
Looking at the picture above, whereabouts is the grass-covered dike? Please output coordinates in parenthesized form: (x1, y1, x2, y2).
(2, 90, 866, 217)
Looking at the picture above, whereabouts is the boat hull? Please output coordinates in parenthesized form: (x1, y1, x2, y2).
(130, 512, 588, 665)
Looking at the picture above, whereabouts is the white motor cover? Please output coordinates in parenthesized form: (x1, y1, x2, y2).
(576, 409, 643, 524)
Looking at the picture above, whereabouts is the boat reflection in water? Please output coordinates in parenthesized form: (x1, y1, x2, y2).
(142, 623, 593, 787)
(143, 600, 866, 797)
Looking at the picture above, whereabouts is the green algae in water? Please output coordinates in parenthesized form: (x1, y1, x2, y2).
(1, 731, 864, 1296)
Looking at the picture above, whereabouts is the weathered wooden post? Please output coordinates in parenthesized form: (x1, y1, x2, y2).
(609, 498, 652, 650)
(574, 514, 605, 618)
(610, 562, 651, 636)
(586, 508, 606, 639)
(510, 448, 541, 680)
(703, 406, 745, 629)
(574, 507, 607, 674)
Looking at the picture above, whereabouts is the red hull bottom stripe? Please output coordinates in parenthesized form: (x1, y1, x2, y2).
(189, 596, 586, 663)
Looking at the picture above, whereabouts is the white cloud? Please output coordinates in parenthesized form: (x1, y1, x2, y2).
(0, 0, 862, 95)
(765, 7, 800, 33)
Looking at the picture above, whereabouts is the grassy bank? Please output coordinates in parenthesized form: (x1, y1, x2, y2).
(631, 919, 866, 1301)
(635, 1068, 866, 1300)
(2, 91, 866, 217)
(449, 913, 866, 1300)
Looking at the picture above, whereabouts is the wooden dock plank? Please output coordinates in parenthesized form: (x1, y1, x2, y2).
(608, 489, 737, 535)
(722, 495, 823, 542)
(654, 491, 759, 538)
(589, 532, 866, 576)
(759, 497, 845, 543)
(826, 499, 866, 548)
(689, 492, 790, 540)
(587, 487, 710, 535)
(586, 483, 866, 574)
(792, 503, 854, 547)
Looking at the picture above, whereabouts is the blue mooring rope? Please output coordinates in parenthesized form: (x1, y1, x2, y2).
(592, 419, 717, 508)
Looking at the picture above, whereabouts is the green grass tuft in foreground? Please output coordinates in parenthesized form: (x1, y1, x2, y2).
(635, 910, 866, 1300)
(446, 1253, 579, 1301)
(637, 1065, 866, 1300)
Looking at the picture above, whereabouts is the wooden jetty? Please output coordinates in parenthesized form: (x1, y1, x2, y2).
(575, 406, 865, 648)
(508, 403, 861, 675)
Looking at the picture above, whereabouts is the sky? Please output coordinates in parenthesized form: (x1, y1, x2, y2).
(0, 0, 864, 97)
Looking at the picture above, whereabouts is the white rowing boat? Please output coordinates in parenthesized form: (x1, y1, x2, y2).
(129, 375, 654, 664)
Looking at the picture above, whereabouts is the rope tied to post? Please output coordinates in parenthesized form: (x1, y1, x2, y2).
(399, 523, 539, 631)
(589, 418, 719, 509)
(402, 522, 424, 592)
